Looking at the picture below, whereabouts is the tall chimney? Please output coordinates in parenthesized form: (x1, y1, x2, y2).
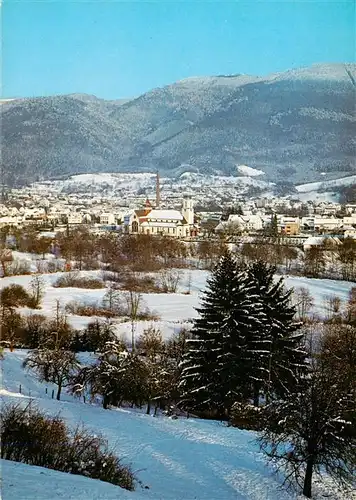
(155, 171, 160, 209)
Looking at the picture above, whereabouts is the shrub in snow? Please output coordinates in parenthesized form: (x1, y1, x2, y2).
(229, 402, 263, 431)
(1, 403, 135, 490)
(71, 320, 117, 353)
(71, 348, 150, 410)
(27, 275, 45, 308)
(136, 327, 164, 359)
(64, 300, 120, 318)
(7, 259, 31, 276)
(0, 284, 32, 309)
(53, 272, 104, 289)
(0, 309, 24, 351)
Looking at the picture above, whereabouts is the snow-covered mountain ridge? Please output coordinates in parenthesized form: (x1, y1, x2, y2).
(2, 63, 355, 187)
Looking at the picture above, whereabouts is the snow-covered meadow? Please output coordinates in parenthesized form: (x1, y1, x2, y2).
(1, 267, 354, 343)
(0, 266, 354, 342)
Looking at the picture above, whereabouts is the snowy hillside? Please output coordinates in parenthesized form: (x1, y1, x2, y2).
(1, 352, 352, 500)
(1, 262, 355, 499)
(296, 175, 356, 194)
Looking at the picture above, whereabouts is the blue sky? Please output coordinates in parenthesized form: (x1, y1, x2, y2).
(2, 0, 355, 99)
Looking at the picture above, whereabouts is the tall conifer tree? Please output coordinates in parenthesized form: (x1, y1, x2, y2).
(248, 261, 306, 401)
(217, 269, 269, 409)
(180, 252, 269, 415)
(179, 251, 238, 414)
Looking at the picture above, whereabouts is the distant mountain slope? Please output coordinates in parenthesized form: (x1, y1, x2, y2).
(2, 63, 355, 186)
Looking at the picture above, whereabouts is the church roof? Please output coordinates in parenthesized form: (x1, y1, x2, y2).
(135, 208, 152, 217)
(147, 209, 183, 221)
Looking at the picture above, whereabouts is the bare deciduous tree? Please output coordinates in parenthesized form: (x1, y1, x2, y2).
(293, 287, 314, 322)
(259, 360, 356, 498)
(23, 349, 80, 400)
(28, 275, 45, 308)
(0, 248, 13, 277)
(159, 269, 182, 293)
(124, 290, 143, 352)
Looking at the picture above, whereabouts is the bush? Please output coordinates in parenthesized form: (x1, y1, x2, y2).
(65, 300, 119, 318)
(120, 274, 163, 293)
(0, 284, 32, 309)
(229, 402, 264, 430)
(22, 314, 48, 348)
(1, 403, 135, 490)
(53, 273, 104, 289)
(65, 299, 159, 321)
(0, 309, 25, 349)
(71, 320, 118, 352)
(7, 260, 31, 276)
(137, 327, 164, 358)
(158, 269, 182, 293)
(47, 261, 66, 273)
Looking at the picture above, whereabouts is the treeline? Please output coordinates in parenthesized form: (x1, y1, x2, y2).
(0, 280, 158, 352)
(19, 325, 190, 414)
(0, 225, 228, 276)
(241, 236, 356, 281)
(3, 223, 355, 281)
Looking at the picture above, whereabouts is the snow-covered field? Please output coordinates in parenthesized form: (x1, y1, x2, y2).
(31, 173, 157, 193)
(295, 174, 356, 202)
(237, 165, 265, 177)
(0, 269, 354, 341)
(296, 175, 356, 194)
(1, 351, 353, 500)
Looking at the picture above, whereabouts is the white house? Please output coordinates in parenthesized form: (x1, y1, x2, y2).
(67, 213, 83, 225)
(100, 213, 116, 225)
(242, 214, 264, 232)
(314, 217, 342, 232)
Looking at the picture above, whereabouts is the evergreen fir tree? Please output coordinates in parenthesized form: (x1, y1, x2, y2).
(217, 269, 270, 409)
(179, 251, 238, 415)
(180, 252, 269, 415)
(248, 260, 306, 401)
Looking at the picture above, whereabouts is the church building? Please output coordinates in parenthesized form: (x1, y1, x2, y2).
(124, 174, 197, 237)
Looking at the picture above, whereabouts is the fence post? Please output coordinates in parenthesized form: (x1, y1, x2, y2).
(52, 389, 55, 399)
(19, 384, 22, 394)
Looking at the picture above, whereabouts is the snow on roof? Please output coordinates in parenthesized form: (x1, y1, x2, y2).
(303, 236, 324, 246)
(148, 209, 183, 221)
